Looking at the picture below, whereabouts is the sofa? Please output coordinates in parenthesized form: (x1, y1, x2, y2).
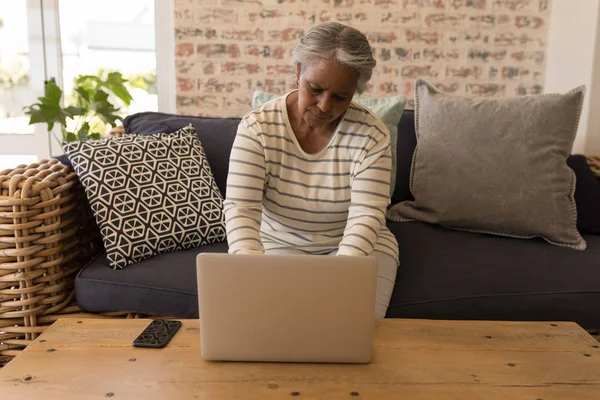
(2, 107, 600, 366)
(67, 108, 600, 327)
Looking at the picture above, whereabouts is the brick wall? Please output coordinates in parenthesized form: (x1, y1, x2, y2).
(174, 0, 551, 117)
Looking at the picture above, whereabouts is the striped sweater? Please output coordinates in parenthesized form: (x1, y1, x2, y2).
(223, 92, 399, 264)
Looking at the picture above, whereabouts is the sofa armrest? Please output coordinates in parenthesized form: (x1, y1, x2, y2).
(0, 159, 103, 360)
(587, 156, 600, 179)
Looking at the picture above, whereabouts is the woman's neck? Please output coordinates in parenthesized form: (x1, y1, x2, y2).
(286, 91, 337, 138)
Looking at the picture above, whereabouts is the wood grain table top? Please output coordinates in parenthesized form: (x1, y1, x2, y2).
(1, 318, 599, 399)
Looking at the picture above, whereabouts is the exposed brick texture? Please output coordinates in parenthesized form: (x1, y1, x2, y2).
(174, 0, 551, 116)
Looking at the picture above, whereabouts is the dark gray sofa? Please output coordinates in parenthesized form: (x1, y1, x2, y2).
(73, 109, 600, 328)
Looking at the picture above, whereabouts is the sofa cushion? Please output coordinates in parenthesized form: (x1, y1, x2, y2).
(386, 221, 600, 328)
(75, 241, 229, 318)
(388, 80, 586, 250)
(64, 125, 227, 269)
(122, 112, 241, 197)
(388, 113, 600, 232)
(77, 219, 600, 328)
(387, 110, 600, 234)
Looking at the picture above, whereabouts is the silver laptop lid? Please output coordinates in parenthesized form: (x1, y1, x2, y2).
(196, 253, 377, 363)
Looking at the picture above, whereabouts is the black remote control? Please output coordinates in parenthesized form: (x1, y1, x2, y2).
(132, 320, 182, 349)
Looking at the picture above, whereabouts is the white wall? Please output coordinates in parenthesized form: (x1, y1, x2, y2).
(155, 0, 176, 114)
(545, 0, 600, 155)
(586, 2, 600, 155)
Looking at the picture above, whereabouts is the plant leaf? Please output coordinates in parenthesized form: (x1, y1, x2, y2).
(21, 80, 68, 132)
(23, 72, 132, 139)
(95, 111, 122, 127)
(106, 72, 126, 83)
(24, 102, 67, 132)
(64, 106, 86, 117)
(76, 75, 101, 86)
(93, 89, 109, 104)
(76, 122, 91, 141)
(44, 80, 62, 105)
(74, 87, 91, 103)
(89, 89, 122, 126)
(104, 72, 132, 105)
(66, 131, 77, 142)
(25, 106, 48, 125)
(39, 104, 67, 127)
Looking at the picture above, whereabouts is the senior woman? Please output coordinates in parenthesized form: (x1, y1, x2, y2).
(223, 22, 399, 318)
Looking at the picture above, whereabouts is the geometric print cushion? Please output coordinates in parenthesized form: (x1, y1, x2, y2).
(63, 124, 226, 269)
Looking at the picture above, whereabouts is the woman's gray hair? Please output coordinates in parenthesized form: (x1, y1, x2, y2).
(291, 22, 376, 95)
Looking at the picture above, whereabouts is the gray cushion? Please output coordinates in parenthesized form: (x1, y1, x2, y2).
(75, 242, 228, 318)
(388, 80, 587, 250)
(386, 221, 600, 328)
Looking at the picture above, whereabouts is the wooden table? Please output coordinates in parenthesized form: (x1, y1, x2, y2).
(1, 318, 599, 399)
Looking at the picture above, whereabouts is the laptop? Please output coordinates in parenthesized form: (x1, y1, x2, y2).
(196, 252, 377, 363)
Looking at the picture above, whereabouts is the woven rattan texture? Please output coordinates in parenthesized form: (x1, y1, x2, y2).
(0, 159, 102, 363)
(587, 156, 600, 179)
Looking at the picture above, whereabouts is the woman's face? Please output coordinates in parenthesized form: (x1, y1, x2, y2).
(296, 59, 358, 128)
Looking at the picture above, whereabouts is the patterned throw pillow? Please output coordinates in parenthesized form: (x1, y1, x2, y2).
(64, 125, 226, 269)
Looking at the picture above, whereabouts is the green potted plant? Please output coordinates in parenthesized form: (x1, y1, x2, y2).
(23, 72, 133, 149)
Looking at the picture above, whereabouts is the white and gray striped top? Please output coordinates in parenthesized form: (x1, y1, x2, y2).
(223, 92, 399, 264)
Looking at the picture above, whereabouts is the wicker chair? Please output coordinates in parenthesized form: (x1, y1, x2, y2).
(1, 155, 599, 368)
(0, 159, 147, 367)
